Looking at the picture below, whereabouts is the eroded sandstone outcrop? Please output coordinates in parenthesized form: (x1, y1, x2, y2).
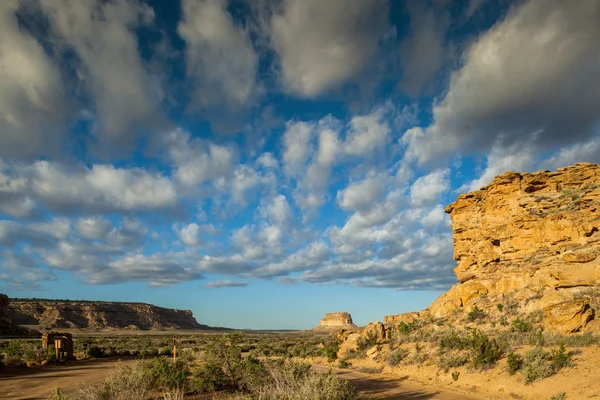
(312, 312, 357, 331)
(6, 298, 209, 331)
(385, 163, 600, 334)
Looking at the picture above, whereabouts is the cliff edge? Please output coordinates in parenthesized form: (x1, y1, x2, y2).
(5, 298, 210, 331)
(386, 162, 600, 334)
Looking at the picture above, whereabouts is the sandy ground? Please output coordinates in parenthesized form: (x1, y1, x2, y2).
(0, 358, 133, 400)
(313, 365, 482, 400)
(0, 358, 484, 400)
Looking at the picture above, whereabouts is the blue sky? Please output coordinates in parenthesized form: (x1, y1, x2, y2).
(1, 0, 599, 329)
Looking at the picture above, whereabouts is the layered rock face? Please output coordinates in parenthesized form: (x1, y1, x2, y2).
(425, 163, 600, 333)
(312, 312, 357, 331)
(6, 299, 206, 331)
(381, 163, 600, 334)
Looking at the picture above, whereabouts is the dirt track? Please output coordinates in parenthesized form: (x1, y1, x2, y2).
(0, 359, 481, 400)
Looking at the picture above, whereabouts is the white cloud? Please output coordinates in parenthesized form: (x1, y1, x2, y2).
(542, 136, 600, 171)
(399, 1, 448, 96)
(39, 0, 164, 149)
(463, 142, 536, 191)
(262, 195, 293, 227)
(344, 106, 390, 156)
(166, 128, 235, 188)
(270, 0, 389, 97)
(175, 223, 201, 246)
(421, 205, 446, 228)
(410, 169, 449, 206)
(76, 217, 112, 240)
(337, 175, 386, 213)
(0, 1, 67, 161)
(30, 161, 177, 213)
(282, 121, 314, 174)
(205, 280, 247, 288)
(179, 0, 259, 123)
(405, 0, 600, 165)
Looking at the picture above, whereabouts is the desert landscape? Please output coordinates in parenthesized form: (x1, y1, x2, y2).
(2, 163, 600, 399)
(2, 0, 599, 399)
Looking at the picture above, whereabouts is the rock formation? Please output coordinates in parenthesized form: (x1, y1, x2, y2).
(6, 298, 211, 331)
(1, 293, 36, 336)
(312, 312, 357, 331)
(385, 163, 600, 334)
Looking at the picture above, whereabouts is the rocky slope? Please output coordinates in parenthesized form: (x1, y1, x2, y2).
(312, 312, 357, 331)
(5, 297, 209, 331)
(385, 162, 600, 334)
(0, 294, 37, 336)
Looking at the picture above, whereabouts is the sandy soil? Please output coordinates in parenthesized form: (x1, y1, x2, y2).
(0, 358, 132, 400)
(313, 365, 482, 399)
(312, 346, 600, 400)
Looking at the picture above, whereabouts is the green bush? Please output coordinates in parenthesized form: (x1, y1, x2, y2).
(451, 371, 460, 381)
(338, 359, 352, 369)
(439, 330, 469, 350)
(437, 353, 469, 371)
(497, 304, 504, 312)
(507, 351, 522, 375)
(551, 344, 573, 370)
(467, 305, 487, 323)
(469, 329, 504, 369)
(385, 348, 408, 366)
(512, 318, 533, 333)
(398, 321, 419, 334)
(549, 393, 567, 400)
(159, 347, 173, 356)
(86, 345, 104, 358)
(522, 347, 554, 384)
(322, 338, 340, 362)
(150, 357, 189, 390)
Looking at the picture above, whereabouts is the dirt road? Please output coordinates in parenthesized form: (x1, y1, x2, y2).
(313, 365, 481, 400)
(0, 359, 481, 400)
(0, 359, 127, 400)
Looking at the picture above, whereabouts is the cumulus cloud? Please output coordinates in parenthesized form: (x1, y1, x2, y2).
(0, 1, 67, 161)
(398, 1, 449, 96)
(179, 0, 259, 128)
(337, 175, 386, 213)
(205, 280, 248, 288)
(166, 128, 235, 188)
(39, 0, 165, 150)
(410, 169, 449, 206)
(270, 0, 389, 97)
(76, 217, 112, 240)
(0, 160, 177, 216)
(405, 0, 600, 165)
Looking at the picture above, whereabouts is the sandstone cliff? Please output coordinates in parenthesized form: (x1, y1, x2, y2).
(385, 162, 600, 334)
(312, 312, 357, 331)
(6, 298, 210, 331)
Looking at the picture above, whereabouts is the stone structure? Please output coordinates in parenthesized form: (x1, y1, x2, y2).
(42, 331, 74, 359)
(312, 312, 357, 331)
(383, 163, 600, 334)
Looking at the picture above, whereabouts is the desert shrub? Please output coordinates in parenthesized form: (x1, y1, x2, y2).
(248, 360, 359, 400)
(150, 357, 189, 390)
(385, 348, 408, 366)
(48, 387, 67, 400)
(437, 353, 469, 371)
(551, 344, 573, 370)
(356, 331, 378, 352)
(467, 305, 487, 323)
(322, 337, 340, 362)
(398, 321, 419, 334)
(159, 347, 173, 356)
(439, 330, 469, 351)
(469, 329, 503, 370)
(338, 359, 352, 369)
(522, 347, 554, 384)
(512, 318, 533, 333)
(357, 366, 383, 374)
(77, 360, 154, 400)
(497, 304, 504, 312)
(507, 351, 522, 375)
(86, 345, 104, 358)
(451, 371, 460, 381)
(549, 393, 567, 400)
